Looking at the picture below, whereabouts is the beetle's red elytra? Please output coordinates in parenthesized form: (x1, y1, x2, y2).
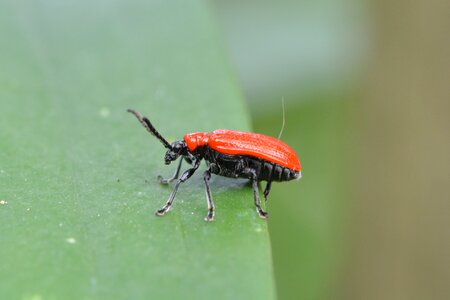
(127, 109, 302, 221)
(185, 130, 301, 172)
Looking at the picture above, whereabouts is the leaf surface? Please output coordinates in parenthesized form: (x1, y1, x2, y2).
(0, 1, 275, 299)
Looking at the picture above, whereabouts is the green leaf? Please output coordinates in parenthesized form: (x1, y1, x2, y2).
(0, 1, 276, 299)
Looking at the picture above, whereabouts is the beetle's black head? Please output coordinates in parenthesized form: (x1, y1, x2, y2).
(164, 140, 187, 165)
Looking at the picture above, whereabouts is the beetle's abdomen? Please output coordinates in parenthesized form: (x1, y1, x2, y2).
(206, 149, 300, 182)
(184, 132, 210, 152)
(208, 129, 301, 172)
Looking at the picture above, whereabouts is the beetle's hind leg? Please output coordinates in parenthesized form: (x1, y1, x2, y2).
(157, 158, 183, 185)
(263, 181, 272, 202)
(243, 168, 268, 219)
(203, 168, 215, 222)
(253, 180, 268, 219)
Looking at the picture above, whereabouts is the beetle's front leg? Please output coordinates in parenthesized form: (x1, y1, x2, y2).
(155, 159, 200, 216)
(263, 181, 272, 202)
(157, 158, 183, 185)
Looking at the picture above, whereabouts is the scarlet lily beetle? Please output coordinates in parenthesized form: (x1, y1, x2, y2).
(127, 109, 302, 221)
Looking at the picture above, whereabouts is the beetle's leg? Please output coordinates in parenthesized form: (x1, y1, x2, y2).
(155, 159, 200, 216)
(252, 179, 268, 219)
(157, 158, 183, 185)
(203, 168, 215, 222)
(244, 168, 268, 219)
(263, 181, 272, 202)
(184, 154, 194, 165)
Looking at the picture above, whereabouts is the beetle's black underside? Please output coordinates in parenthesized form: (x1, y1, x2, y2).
(204, 148, 300, 182)
(154, 148, 300, 221)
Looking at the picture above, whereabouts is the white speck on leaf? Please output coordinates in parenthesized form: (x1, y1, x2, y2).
(99, 107, 110, 118)
(0, 200, 7, 205)
(27, 294, 43, 300)
(66, 237, 76, 244)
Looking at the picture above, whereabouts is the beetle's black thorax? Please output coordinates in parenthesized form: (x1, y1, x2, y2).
(198, 148, 299, 182)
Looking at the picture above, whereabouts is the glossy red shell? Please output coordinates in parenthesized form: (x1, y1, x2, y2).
(184, 132, 209, 151)
(184, 130, 301, 172)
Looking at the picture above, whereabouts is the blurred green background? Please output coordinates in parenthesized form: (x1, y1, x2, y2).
(212, 0, 449, 299)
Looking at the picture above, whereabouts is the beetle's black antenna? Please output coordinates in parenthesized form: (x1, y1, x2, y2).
(277, 97, 286, 140)
(127, 109, 172, 149)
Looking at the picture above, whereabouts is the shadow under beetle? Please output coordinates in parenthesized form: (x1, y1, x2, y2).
(127, 109, 302, 221)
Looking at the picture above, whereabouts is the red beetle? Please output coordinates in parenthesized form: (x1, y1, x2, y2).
(128, 109, 301, 221)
